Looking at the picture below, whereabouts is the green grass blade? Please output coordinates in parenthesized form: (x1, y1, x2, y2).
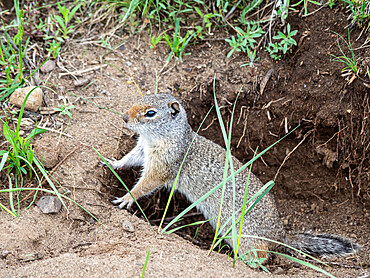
(165, 218, 214, 234)
(208, 79, 231, 253)
(0, 152, 8, 173)
(141, 246, 150, 278)
(235, 152, 254, 258)
(261, 250, 335, 278)
(7, 174, 17, 216)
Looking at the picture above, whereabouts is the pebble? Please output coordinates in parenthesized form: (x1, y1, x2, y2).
(36, 196, 62, 214)
(55, 121, 62, 129)
(0, 250, 10, 259)
(40, 60, 56, 73)
(74, 78, 90, 87)
(125, 61, 133, 67)
(9, 86, 43, 112)
(122, 220, 135, 233)
(274, 267, 285, 275)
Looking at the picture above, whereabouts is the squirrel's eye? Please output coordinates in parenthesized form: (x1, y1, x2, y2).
(145, 110, 157, 118)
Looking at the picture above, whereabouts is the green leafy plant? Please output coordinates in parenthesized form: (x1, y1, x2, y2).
(163, 19, 193, 62)
(225, 24, 264, 58)
(241, 47, 260, 68)
(291, 0, 322, 16)
(46, 39, 62, 59)
(239, 247, 268, 272)
(193, 6, 221, 39)
(1, 119, 46, 179)
(266, 42, 282, 60)
(328, 0, 336, 8)
(53, 3, 81, 41)
(150, 34, 162, 49)
(54, 97, 75, 119)
(100, 37, 111, 48)
(266, 23, 297, 60)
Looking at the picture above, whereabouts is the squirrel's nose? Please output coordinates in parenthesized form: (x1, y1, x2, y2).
(122, 112, 129, 123)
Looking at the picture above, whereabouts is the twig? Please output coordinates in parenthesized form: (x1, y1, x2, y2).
(274, 130, 313, 181)
(59, 64, 108, 77)
(159, 55, 173, 74)
(302, 3, 328, 17)
(237, 119, 248, 148)
(36, 126, 73, 138)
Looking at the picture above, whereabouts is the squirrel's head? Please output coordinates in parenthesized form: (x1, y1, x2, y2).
(122, 94, 188, 141)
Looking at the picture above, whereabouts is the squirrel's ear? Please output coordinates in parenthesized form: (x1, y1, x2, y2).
(168, 101, 180, 118)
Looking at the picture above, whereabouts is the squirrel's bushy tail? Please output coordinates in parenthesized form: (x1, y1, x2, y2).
(286, 233, 361, 258)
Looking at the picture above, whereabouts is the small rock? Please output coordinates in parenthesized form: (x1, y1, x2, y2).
(88, 217, 96, 225)
(74, 78, 90, 87)
(40, 60, 56, 73)
(274, 267, 285, 275)
(122, 220, 135, 233)
(125, 61, 132, 67)
(9, 86, 43, 112)
(119, 44, 126, 51)
(37, 196, 62, 214)
(55, 121, 62, 129)
(1, 250, 10, 259)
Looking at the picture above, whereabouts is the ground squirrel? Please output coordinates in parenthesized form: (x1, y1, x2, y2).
(103, 93, 360, 260)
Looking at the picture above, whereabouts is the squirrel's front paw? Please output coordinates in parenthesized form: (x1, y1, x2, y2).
(111, 193, 134, 209)
(99, 157, 122, 170)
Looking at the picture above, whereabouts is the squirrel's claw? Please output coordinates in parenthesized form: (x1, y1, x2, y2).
(99, 157, 122, 169)
(111, 194, 134, 209)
